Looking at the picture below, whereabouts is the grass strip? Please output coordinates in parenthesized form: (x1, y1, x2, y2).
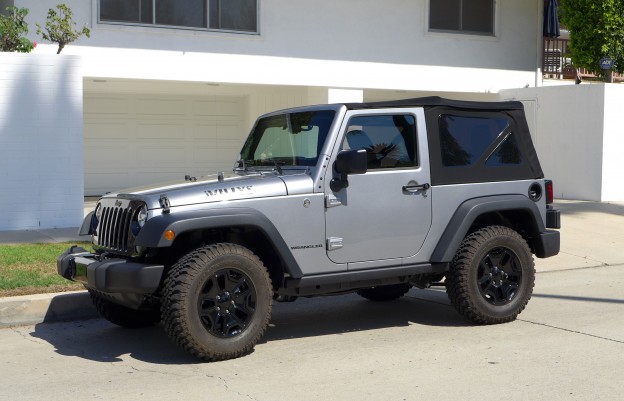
(0, 242, 90, 297)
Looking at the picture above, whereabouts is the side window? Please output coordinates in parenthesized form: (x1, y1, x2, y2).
(485, 132, 522, 166)
(342, 114, 418, 170)
(439, 115, 509, 167)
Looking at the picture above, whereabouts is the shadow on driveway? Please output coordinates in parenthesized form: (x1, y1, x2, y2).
(30, 288, 467, 364)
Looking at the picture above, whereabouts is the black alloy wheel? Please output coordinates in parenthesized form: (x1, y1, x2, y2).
(476, 247, 522, 306)
(197, 268, 258, 338)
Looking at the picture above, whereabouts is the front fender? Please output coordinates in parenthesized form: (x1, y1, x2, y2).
(135, 207, 304, 278)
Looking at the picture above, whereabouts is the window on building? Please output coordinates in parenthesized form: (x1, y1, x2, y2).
(429, 0, 494, 35)
(342, 115, 418, 170)
(99, 0, 258, 33)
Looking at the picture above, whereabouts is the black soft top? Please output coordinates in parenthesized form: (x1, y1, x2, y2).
(345, 96, 524, 111)
(345, 96, 543, 185)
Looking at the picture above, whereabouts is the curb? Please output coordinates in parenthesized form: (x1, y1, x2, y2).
(0, 291, 98, 328)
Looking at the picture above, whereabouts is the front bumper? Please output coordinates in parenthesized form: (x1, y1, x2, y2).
(57, 246, 164, 294)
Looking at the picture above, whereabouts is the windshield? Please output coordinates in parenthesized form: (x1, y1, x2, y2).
(239, 110, 336, 168)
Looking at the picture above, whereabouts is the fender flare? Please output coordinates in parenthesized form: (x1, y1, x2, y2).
(431, 194, 544, 263)
(135, 207, 304, 278)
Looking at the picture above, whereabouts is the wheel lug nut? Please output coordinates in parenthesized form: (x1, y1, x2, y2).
(216, 306, 221, 311)
(216, 296, 221, 301)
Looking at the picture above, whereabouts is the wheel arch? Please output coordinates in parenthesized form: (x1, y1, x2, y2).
(135, 208, 303, 283)
(431, 195, 545, 263)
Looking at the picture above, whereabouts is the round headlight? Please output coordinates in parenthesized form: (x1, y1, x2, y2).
(137, 205, 148, 227)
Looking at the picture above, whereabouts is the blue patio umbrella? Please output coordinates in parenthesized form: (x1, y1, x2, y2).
(544, 0, 561, 38)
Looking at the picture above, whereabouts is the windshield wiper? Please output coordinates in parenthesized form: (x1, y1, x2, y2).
(266, 158, 284, 175)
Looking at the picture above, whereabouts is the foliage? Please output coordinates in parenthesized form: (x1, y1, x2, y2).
(560, 0, 624, 78)
(0, 6, 36, 53)
(36, 3, 90, 54)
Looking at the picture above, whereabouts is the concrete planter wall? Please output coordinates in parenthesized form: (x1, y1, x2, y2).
(0, 53, 84, 231)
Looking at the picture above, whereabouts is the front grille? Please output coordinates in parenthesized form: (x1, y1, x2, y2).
(94, 199, 143, 255)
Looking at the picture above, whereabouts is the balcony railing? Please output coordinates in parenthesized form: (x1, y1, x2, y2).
(543, 37, 623, 82)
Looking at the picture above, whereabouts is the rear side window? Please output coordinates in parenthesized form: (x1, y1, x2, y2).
(425, 107, 543, 186)
(439, 114, 510, 167)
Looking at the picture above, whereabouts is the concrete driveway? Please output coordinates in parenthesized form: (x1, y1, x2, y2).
(0, 200, 623, 400)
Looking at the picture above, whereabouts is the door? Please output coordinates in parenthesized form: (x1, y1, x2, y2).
(324, 109, 432, 266)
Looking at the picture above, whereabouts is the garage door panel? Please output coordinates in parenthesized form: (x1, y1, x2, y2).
(216, 123, 242, 138)
(135, 170, 186, 184)
(218, 101, 242, 117)
(136, 122, 187, 140)
(192, 100, 219, 116)
(192, 123, 218, 139)
(84, 97, 129, 115)
(85, 122, 128, 139)
(85, 172, 130, 192)
(85, 94, 244, 195)
(85, 145, 131, 166)
(137, 147, 189, 165)
(136, 98, 185, 116)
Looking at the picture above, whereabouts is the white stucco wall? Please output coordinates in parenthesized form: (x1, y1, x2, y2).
(16, 0, 541, 92)
(0, 54, 84, 230)
(601, 85, 624, 201)
(501, 84, 624, 202)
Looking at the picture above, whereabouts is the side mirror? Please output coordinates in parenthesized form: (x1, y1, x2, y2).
(330, 149, 368, 192)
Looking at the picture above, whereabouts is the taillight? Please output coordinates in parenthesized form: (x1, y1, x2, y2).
(545, 180, 554, 204)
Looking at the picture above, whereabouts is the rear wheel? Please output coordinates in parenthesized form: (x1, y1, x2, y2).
(357, 283, 412, 302)
(445, 226, 535, 324)
(88, 290, 161, 328)
(161, 243, 273, 361)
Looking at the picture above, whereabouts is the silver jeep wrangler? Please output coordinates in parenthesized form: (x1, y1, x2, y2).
(58, 97, 561, 361)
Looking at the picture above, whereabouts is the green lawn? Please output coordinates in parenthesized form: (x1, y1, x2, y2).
(0, 243, 89, 297)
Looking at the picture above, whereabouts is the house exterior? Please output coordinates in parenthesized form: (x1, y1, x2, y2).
(5, 0, 622, 230)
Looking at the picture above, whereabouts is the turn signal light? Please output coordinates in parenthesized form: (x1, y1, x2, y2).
(164, 230, 175, 241)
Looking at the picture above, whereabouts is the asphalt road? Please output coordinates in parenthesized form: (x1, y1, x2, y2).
(1, 261, 623, 401)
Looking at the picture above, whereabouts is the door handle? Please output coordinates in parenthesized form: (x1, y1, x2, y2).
(402, 183, 430, 193)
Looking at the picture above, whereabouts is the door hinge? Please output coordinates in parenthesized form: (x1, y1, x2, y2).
(325, 195, 342, 208)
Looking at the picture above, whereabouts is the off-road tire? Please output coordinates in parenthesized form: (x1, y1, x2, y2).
(161, 243, 273, 361)
(446, 226, 535, 325)
(88, 289, 161, 328)
(356, 283, 412, 301)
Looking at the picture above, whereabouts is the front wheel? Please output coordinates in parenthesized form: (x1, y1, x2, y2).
(161, 243, 273, 361)
(445, 226, 535, 324)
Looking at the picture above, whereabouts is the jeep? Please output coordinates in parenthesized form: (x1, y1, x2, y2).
(58, 97, 561, 361)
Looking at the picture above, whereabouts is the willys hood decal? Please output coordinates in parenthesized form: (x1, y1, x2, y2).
(103, 172, 313, 210)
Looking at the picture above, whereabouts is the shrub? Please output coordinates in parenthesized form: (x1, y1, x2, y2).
(36, 3, 90, 54)
(0, 6, 36, 53)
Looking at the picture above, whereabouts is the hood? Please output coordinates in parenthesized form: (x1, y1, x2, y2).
(103, 171, 313, 210)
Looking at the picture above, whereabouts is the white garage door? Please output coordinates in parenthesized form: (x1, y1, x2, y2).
(84, 94, 246, 195)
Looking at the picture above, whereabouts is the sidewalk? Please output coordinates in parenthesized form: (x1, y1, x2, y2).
(0, 197, 96, 244)
(1, 199, 624, 327)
